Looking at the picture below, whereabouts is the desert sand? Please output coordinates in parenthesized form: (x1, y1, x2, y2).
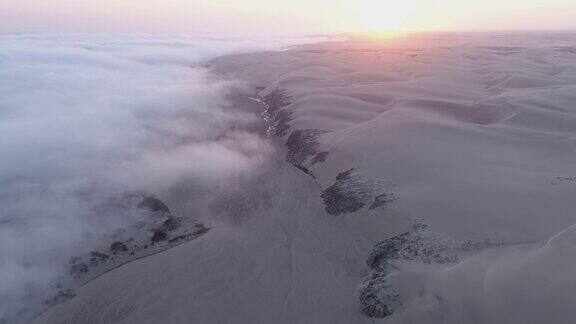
(34, 32, 576, 323)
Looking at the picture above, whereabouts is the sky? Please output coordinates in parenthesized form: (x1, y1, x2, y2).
(1, 0, 576, 35)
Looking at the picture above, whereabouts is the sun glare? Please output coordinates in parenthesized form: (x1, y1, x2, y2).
(360, 12, 407, 32)
(353, 0, 421, 33)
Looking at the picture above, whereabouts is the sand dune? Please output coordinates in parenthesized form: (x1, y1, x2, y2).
(381, 99, 517, 125)
(35, 32, 576, 323)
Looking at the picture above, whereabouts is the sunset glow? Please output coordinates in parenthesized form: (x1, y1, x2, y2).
(1, 0, 575, 34)
(352, 0, 420, 32)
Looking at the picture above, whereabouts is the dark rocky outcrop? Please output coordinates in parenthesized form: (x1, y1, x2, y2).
(359, 224, 489, 318)
(137, 196, 170, 214)
(321, 168, 397, 216)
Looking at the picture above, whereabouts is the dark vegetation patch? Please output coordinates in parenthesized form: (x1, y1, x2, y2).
(285, 129, 330, 177)
(110, 241, 128, 254)
(50, 176, 211, 321)
(68, 263, 88, 278)
(293, 164, 315, 178)
(262, 89, 290, 115)
(311, 151, 329, 164)
(168, 234, 192, 244)
(137, 196, 170, 214)
(359, 224, 489, 318)
(369, 193, 397, 210)
(162, 217, 182, 232)
(151, 230, 168, 243)
(89, 251, 110, 266)
(192, 224, 210, 236)
(555, 46, 576, 54)
(321, 168, 397, 216)
(261, 89, 293, 137)
(44, 289, 76, 307)
(285, 129, 328, 165)
(551, 176, 576, 185)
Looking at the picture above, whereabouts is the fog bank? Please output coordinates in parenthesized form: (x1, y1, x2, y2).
(0, 33, 324, 318)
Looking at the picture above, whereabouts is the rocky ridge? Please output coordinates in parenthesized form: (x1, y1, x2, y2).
(359, 224, 490, 318)
(15, 195, 210, 324)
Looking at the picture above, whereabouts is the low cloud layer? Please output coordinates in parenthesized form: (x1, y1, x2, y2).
(0, 33, 324, 317)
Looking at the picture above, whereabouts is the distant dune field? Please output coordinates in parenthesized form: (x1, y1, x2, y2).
(35, 32, 576, 324)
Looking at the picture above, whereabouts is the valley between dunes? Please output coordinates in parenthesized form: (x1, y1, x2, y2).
(36, 32, 576, 324)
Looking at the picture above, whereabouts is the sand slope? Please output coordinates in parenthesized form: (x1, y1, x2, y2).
(214, 32, 576, 243)
(37, 32, 576, 323)
(36, 159, 375, 324)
